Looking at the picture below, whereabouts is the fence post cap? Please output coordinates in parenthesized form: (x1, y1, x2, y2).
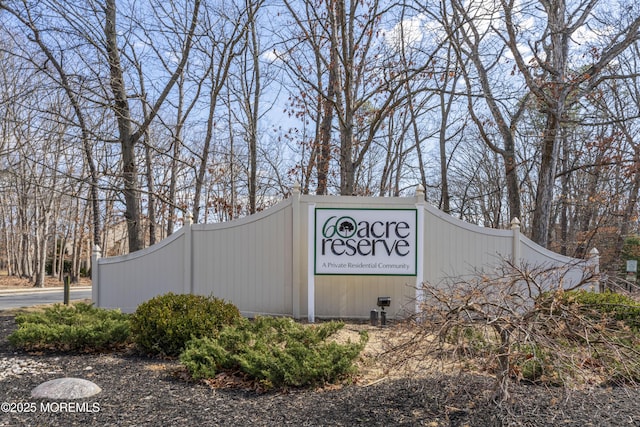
(510, 217, 521, 229)
(589, 247, 600, 257)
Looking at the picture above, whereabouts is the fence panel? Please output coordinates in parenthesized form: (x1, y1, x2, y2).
(520, 235, 596, 289)
(422, 203, 513, 284)
(96, 228, 186, 312)
(191, 199, 293, 317)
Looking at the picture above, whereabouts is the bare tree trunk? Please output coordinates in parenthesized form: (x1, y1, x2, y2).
(167, 71, 201, 234)
(337, 0, 356, 195)
(0, 200, 12, 275)
(144, 138, 156, 246)
(34, 183, 57, 288)
(193, 55, 217, 224)
(531, 115, 563, 247)
(316, 69, 335, 195)
(136, 61, 157, 246)
(104, 0, 142, 252)
(71, 196, 87, 282)
(559, 138, 571, 256)
(317, 0, 339, 195)
(246, 0, 261, 214)
(407, 91, 427, 197)
(167, 124, 181, 235)
(51, 232, 58, 280)
(57, 234, 66, 281)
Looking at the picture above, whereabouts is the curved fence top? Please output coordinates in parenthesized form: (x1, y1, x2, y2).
(93, 185, 598, 318)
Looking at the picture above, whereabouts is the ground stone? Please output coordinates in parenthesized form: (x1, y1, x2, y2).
(0, 356, 60, 380)
(31, 377, 102, 399)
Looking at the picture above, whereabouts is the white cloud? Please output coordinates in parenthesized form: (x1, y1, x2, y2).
(262, 48, 287, 64)
(383, 13, 426, 49)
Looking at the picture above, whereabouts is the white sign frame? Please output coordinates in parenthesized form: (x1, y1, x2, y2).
(314, 208, 418, 276)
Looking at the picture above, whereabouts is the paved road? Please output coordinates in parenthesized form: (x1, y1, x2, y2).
(0, 287, 92, 311)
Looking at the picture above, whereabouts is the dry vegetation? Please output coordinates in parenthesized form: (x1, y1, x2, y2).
(0, 271, 90, 290)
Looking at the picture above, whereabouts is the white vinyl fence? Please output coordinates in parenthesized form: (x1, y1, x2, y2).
(93, 184, 599, 319)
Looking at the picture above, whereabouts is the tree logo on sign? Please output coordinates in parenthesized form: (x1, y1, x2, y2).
(322, 216, 357, 239)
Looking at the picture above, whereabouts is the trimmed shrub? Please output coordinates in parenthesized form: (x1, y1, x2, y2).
(130, 292, 241, 357)
(180, 317, 368, 389)
(8, 303, 130, 352)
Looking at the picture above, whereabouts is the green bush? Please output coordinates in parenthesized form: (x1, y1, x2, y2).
(177, 336, 228, 380)
(180, 317, 368, 389)
(130, 292, 241, 357)
(8, 303, 130, 352)
(560, 290, 640, 330)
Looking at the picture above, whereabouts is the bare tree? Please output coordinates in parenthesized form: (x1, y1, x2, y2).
(585, 43, 640, 263)
(280, 0, 434, 195)
(104, 0, 201, 250)
(0, 1, 102, 248)
(438, 0, 526, 223)
(229, 0, 266, 214)
(499, 0, 640, 246)
(190, 1, 248, 224)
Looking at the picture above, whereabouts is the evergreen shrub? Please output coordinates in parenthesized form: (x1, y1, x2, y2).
(8, 302, 130, 352)
(130, 292, 240, 357)
(558, 290, 640, 330)
(180, 316, 368, 389)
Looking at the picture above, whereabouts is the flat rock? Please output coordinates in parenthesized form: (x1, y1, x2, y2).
(31, 377, 101, 399)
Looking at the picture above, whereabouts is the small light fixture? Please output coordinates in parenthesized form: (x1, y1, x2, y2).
(377, 297, 390, 326)
(377, 297, 390, 308)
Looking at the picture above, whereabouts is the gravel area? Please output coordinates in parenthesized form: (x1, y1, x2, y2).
(1, 314, 640, 426)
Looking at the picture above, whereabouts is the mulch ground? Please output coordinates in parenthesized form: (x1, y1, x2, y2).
(1, 314, 640, 426)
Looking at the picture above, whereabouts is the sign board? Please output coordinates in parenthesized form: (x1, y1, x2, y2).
(627, 260, 637, 273)
(314, 208, 417, 276)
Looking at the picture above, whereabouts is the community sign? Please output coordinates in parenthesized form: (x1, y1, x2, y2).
(314, 208, 418, 276)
